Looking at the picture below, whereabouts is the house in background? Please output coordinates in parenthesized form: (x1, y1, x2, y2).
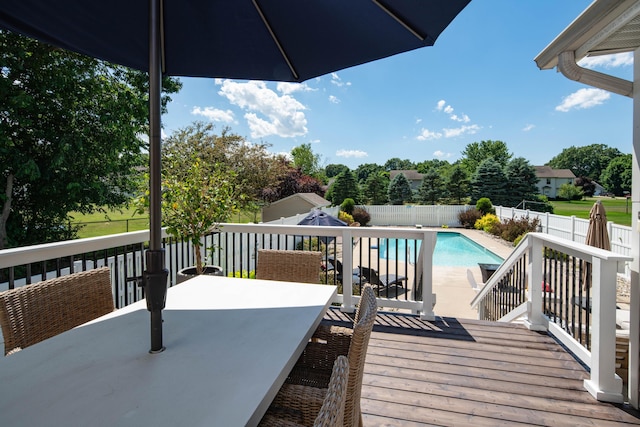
(389, 170, 424, 191)
(261, 193, 330, 222)
(534, 166, 575, 198)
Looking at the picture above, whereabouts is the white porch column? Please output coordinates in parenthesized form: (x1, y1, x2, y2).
(629, 46, 640, 409)
(340, 228, 355, 313)
(419, 230, 436, 321)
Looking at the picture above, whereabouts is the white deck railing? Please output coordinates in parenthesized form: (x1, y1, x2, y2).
(470, 232, 632, 403)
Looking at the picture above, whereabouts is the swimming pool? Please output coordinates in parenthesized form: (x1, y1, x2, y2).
(378, 232, 504, 267)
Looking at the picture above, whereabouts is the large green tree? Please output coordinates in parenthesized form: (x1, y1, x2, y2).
(291, 143, 324, 181)
(387, 173, 413, 205)
(460, 140, 512, 175)
(354, 163, 385, 184)
(547, 143, 623, 181)
(328, 170, 360, 205)
(504, 157, 538, 207)
(469, 158, 508, 206)
(445, 164, 469, 204)
(325, 163, 349, 178)
(600, 154, 632, 196)
(384, 158, 415, 172)
(418, 168, 446, 205)
(363, 173, 389, 205)
(0, 30, 181, 248)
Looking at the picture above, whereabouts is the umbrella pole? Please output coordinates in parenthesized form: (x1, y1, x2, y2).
(143, 0, 168, 354)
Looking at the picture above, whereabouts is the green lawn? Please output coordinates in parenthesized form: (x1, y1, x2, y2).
(551, 197, 632, 226)
(71, 207, 260, 239)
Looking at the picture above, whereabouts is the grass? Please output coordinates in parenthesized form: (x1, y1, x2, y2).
(551, 196, 632, 226)
(71, 206, 261, 239)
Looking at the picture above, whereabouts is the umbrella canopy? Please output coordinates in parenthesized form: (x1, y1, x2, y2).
(585, 200, 611, 251)
(297, 210, 347, 227)
(0, 0, 470, 351)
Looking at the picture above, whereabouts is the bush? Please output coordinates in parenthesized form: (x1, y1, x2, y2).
(227, 269, 255, 279)
(295, 237, 326, 252)
(352, 207, 371, 226)
(475, 197, 494, 215)
(474, 213, 500, 233)
(491, 216, 540, 242)
(338, 211, 354, 225)
(458, 208, 483, 229)
(340, 198, 355, 215)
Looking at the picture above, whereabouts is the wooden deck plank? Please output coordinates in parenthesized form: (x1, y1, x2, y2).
(322, 309, 640, 426)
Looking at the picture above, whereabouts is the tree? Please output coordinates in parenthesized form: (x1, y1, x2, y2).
(415, 159, 450, 174)
(418, 168, 446, 205)
(445, 165, 469, 204)
(384, 158, 415, 172)
(600, 154, 632, 196)
(548, 144, 622, 181)
(354, 163, 385, 184)
(557, 183, 584, 201)
(291, 143, 323, 180)
(0, 30, 181, 248)
(325, 163, 349, 178)
(329, 170, 360, 205)
(363, 173, 389, 205)
(504, 157, 538, 207)
(387, 173, 413, 205)
(575, 176, 596, 197)
(161, 122, 286, 218)
(460, 140, 512, 175)
(469, 158, 508, 205)
(262, 165, 323, 203)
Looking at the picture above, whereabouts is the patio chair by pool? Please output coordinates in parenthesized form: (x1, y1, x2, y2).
(467, 269, 484, 293)
(256, 249, 322, 284)
(326, 257, 361, 284)
(357, 266, 407, 291)
(0, 267, 114, 355)
(260, 355, 349, 427)
(286, 284, 377, 427)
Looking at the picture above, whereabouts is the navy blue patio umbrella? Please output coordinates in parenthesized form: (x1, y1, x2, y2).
(0, 0, 471, 352)
(297, 209, 347, 243)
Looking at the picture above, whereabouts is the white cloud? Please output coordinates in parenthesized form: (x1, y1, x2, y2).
(416, 118, 422, 124)
(578, 52, 633, 69)
(331, 73, 351, 87)
(436, 100, 446, 110)
(336, 149, 368, 158)
(276, 82, 315, 95)
(442, 124, 480, 138)
(555, 88, 610, 112)
(433, 150, 452, 158)
(218, 80, 307, 138)
(329, 95, 340, 104)
(191, 106, 234, 123)
(436, 100, 470, 122)
(416, 128, 443, 140)
(522, 124, 535, 132)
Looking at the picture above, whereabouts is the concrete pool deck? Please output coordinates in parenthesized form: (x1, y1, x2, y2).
(350, 228, 515, 320)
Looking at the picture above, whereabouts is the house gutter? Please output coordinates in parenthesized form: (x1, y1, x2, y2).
(557, 50, 633, 98)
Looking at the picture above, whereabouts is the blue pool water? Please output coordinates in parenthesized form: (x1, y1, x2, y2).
(378, 232, 503, 267)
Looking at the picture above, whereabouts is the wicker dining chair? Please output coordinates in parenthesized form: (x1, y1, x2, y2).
(286, 285, 377, 427)
(256, 249, 323, 284)
(0, 267, 114, 355)
(259, 355, 349, 427)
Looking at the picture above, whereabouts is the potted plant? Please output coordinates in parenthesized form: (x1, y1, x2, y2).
(162, 154, 236, 282)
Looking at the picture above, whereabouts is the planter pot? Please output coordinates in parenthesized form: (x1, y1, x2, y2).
(176, 265, 223, 284)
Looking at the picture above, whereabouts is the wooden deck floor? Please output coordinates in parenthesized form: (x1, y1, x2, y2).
(322, 309, 640, 426)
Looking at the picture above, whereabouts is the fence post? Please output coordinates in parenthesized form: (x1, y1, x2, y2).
(584, 257, 623, 403)
(419, 231, 436, 321)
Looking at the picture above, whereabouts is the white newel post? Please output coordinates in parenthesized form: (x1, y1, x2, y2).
(524, 235, 546, 331)
(584, 257, 623, 403)
(341, 228, 355, 313)
(420, 231, 436, 321)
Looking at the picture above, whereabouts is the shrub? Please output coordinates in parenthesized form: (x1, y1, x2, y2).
(338, 211, 354, 225)
(475, 197, 494, 215)
(227, 269, 255, 279)
(474, 213, 500, 233)
(352, 207, 371, 226)
(295, 237, 326, 252)
(458, 208, 483, 229)
(491, 216, 540, 242)
(340, 198, 355, 215)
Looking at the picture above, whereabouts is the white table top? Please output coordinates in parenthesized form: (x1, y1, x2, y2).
(0, 275, 336, 427)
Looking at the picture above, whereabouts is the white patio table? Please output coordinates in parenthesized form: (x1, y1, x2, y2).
(0, 275, 336, 427)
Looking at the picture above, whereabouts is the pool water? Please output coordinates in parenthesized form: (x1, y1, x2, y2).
(378, 232, 504, 267)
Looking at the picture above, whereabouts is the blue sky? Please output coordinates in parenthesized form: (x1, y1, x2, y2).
(161, 1, 633, 170)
